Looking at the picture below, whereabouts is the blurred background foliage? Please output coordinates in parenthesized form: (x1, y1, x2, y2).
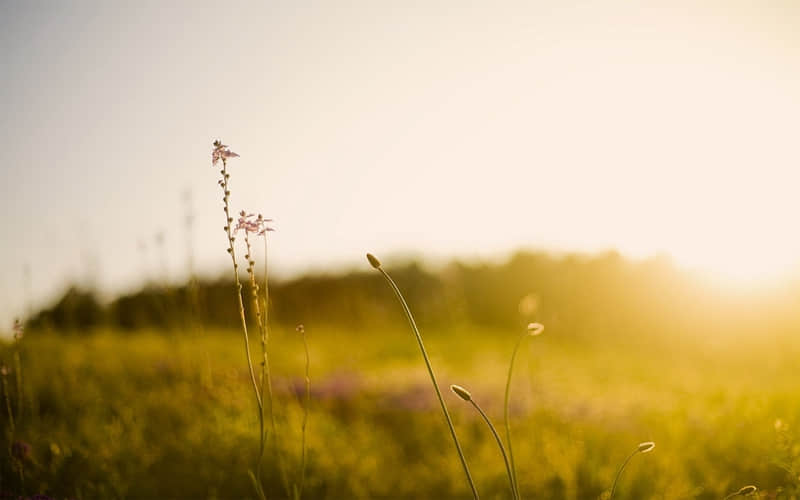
(4, 251, 800, 499)
(25, 250, 800, 347)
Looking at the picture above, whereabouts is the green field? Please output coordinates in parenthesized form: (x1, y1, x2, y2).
(3, 324, 800, 499)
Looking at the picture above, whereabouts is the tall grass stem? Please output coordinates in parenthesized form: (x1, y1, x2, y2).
(13, 351, 22, 423)
(609, 442, 654, 498)
(452, 384, 516, 499)
(2, 371, 14, 436)
(504, 323, 543, 498)
(298, 325, 310, 500)
(369, 255, 479, 499)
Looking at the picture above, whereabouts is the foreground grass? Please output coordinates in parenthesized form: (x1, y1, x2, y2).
(2, 326, 800, 499)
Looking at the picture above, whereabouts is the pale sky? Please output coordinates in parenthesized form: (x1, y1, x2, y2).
(2, 1, 799, 325)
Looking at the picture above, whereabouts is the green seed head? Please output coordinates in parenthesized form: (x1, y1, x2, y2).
(366, 253, 382, 269)
(527, 322, 544, 336)
(450, 384, 472, 401)
(637, 442, 655, 453)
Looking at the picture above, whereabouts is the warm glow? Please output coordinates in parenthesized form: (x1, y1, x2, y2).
(1, 1, 799, 322)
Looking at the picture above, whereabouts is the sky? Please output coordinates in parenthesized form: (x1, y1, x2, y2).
(1, 0, 799, 325)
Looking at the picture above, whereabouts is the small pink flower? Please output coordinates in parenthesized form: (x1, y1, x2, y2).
(235, 212, 276, 235)
(212, 140, 239, 165)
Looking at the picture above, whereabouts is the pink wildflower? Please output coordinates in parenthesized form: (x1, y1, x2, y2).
(212, 140, 240, 165)
(236, 212, 276, 235)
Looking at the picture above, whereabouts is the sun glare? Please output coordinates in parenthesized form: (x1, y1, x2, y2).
(673, 240, 800, 287)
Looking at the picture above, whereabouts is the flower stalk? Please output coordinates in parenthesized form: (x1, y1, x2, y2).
(295, 324, 311, 500)
(367, 253, 479, 499)
(609, 441, 655, 498)
(504, 322, 543, 498)
(451, 384, 516, 499)
(213, 140, 264, 499)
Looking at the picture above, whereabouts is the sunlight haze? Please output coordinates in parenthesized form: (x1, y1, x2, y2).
(1, 1, 799, 325)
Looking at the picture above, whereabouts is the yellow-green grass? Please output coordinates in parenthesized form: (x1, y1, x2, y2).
(2, 326, 800, 499)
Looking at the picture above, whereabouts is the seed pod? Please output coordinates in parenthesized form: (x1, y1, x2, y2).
(527, 323, 544, 336)
(366, 253, 381, 269)
(637, 442, 655, 453)
(450, 384, 472, 402)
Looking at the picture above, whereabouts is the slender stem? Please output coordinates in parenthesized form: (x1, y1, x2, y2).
(243, 233, 269, 490)
(220, 159, 262, 411)
(13, 351, 22, 423)
(299, 330, 310, 500)
(470, 399, 516, 499)
(504, 333, 527, 500)
(609, 449, 638, 499)
(259, 233, 288, 497)
(375, 267, 479, 500)
(261, 235, 278, 451)
(2, 374, 14, 436)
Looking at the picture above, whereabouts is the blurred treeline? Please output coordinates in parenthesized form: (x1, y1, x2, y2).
(26, 251, 800, 344)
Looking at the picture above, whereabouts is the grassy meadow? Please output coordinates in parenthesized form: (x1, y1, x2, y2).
(3, 315, 800, 498)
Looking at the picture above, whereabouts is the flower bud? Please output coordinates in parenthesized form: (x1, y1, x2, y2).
(527, 323, 544, 336)
(450, 384, 472, 401)
(366, 253, 381, 269)
(637, 442, 655, 453)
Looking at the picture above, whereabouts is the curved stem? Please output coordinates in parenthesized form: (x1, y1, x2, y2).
(376, 267, 479, 500)
(609, 449, 638, 499)
(504, 333, 527, 500)
(470, 399, 516, 499)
